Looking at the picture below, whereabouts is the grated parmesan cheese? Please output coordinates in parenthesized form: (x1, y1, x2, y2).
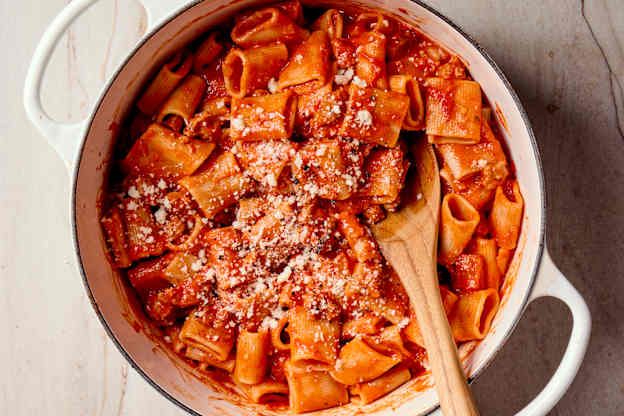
(141, 184, 156, 196)
(293, 153, 304, 169)
(398, 317, 410, 329)
(277, 266, 292, 283)
(191, 259, 203, 272)
(154, 206, 167, 224)
(127, 186, 140, 198)
(355, 109, 373, 127)
(139, 226, 152, 235)
(231, 115, 245, 131)
(161, 196, 171, 210)
(266, 173, 278, 187)
(352, 75, 367, 88)
(334, 67, 354, 85)
(261, 316, 279, 330)
(267, 78, 279, 94)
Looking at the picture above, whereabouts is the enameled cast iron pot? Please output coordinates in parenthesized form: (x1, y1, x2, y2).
(24, 1, 591, 415)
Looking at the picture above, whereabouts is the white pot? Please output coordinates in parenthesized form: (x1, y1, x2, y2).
(24, 1, 591, 415)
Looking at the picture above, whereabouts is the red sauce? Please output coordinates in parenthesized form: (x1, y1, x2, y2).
(108, 121, 120, 132)
(495, 102, 510, 134)
(96, 2, 525, 413)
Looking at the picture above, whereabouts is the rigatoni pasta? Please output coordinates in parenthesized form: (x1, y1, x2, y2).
(449, 289, 500, 341)
(354, 30, 388, 89)
(286, 360, 349, 413)
(340, 84, 410, 147)
(190, 348, 236, 373)
(389, 74, 425, 130)
(246, 380, 289, 403)
(178, 151, 253, 219)
(230, 91, 297, 140)
(311, 9, 343, 39)
(156, 74, 207, 125)
(329, 337, 401, 385)
(350, 365, 412, 404)
(121, 124, 215, 179)
(278, 30, 331, 94)
(223, 43, 288, 98)
(234, 329, 269, 384)
(179, 313, 235, 361)
(425, 77, 482, 143)
(490, 179, 524, 249)
(100, 2, 524, 412)
(136, 50, 192, 115)
(192, 32, 223, 74)
(468, 237, 502, 290)
(231, 7, 308, 48)
(439, 193, 481, 265)
(289, 306, 340, 366)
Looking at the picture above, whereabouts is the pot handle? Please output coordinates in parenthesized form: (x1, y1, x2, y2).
(23, 0, 176, 171)
(138, 0, 178, 29)
(514, 248, 591, 415)
(23, 0, 99, 171)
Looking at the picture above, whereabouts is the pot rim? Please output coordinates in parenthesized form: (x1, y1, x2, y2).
(70, 1, 546, 414)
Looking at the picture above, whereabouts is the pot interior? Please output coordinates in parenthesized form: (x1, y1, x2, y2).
(73, 0, 544, 414)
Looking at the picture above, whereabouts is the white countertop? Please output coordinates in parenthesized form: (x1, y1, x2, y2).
(2, 0, 623, 414)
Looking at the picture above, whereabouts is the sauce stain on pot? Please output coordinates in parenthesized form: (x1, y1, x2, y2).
(495, 102, 510, 135)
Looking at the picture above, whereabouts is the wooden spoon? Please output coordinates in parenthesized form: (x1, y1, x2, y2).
(371, 139, 479, 416)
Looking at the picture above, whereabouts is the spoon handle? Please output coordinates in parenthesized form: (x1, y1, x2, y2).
(380, 239, 480, 416)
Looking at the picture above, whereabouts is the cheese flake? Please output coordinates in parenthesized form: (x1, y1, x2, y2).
(127, 186, 140, 198)
(352, 75, 367, 88)
(268, 78, 279, 94)
(231, 115, 245, 131)
(154, 207, 167, 224)
(334, 67, 354, 85)
(355, 109, 373, 127)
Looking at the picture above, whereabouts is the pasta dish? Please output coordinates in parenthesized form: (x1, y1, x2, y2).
(100, 2, 524, 412)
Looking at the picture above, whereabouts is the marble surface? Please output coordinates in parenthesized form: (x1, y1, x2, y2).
(2, 0, 623, 414)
